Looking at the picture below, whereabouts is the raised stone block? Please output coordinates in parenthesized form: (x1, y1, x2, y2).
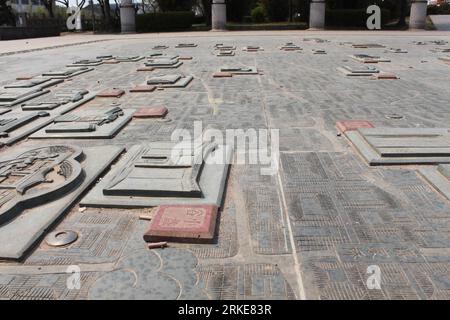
(216, 50, 235, 57)
(388, 48, 408, 53)
(41, 67, 94, 79)
(0, 144, 123, 259)
(336, 120, 374, 134)
(146, 74, 193, 88)
(350, 54, 391, 63)
(30, 106, 134, 139)
(371, 72, 399, 80)
(280, 43, 302, 51)
(312, 49, 327, 54)
(21, 89, 90, 111)
(4, 78, 62, 89)
(115, 56, 144, 62)
(419, 164, 450, 201)
(215, 44, 236, 50)
(80, 141, 232, 208)
(337, 65, 379, 76)
(175, 43, 197, 48)
(133, 106, 168, 118)
(352, 43, 385, 48)
(137, 66, 155, 72)
(143, 205, 218, 244)
(153, 45, 169, 50)
(179, 56, 193, 61)
(145, 58, 183, 69)
(345, 128, 450, 165)
(97, 89, 125, 98)
(0, 88, 50, 107)
(67, 59, 103, 67)
(243, 46, 264, 52)
(220, 66, 258, 75)
(129, 85, 156, 93)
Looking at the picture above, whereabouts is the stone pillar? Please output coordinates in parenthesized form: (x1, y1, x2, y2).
(409, 0, 428, 30)
(211, 0, 227, 31)
(120, 0, 136, 33)
(309, 0, 326, 30)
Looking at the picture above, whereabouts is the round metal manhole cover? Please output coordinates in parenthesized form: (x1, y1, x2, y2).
(46, 230, 79, 247)
(385, 113, 405, 120)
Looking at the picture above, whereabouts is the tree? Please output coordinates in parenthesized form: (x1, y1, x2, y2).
(42, 0, 55, 17)
(397, 0, 409, 27)
(261, 0, 289, 22)
(97, 0, 112, 29)
(56, 0, 70, 8)
(156, 0, 193, 12)
(0, 0, 15, 26)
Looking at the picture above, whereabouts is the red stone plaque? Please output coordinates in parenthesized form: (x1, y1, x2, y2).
(143, 205, 218, 243)
(16, 75, 33, 80)
(129, 85, 156, 93)
(179, 56, 193, 60)
(372, 73, 399, 80)
(133, 106, 168, 119)
(213, 72, 233, 78)
(336, 120, 375, 134)
(97, 88, 125, 98)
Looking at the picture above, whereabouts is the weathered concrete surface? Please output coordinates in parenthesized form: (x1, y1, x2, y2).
(0, 31, 450, 300)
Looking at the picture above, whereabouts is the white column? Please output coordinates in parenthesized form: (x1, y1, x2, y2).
(409, 0, 428, 30)
(309, 0, 326, 30)
(120, 0, 136, 33)
(211, 0, 227, 31)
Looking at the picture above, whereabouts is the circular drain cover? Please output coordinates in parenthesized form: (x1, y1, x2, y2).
(385, 113, 404, 120)
(46, 230, 78, 247)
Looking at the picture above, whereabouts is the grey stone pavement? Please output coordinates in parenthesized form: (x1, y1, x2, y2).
(1, 30, 450, 300)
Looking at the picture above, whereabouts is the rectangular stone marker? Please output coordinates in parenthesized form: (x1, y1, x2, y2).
(0, 144, 124, 259)
(419, 164, 450, 201)
(129, 85, 156, 93)
(352, 43, 385, 48)
(345, 128, 450, 165)
(80, 142, 232, 208)
(115, 56, 144, 62)
(143, 205, 218, 244)
(215, 44, 236, 50)
(220, 66, 258, 75)
(176, 43, 197, 48)
(4, 78, 62, 89)
(0, 88, 50, 107)
(350, 54, 391, 63)
(146, 74, 193, 88)
(137, 66, 155, 72)
(30, 107, 134, 139)
(243, 46, 263, 52)
(133, 106, 168, 118)
(213, 72, 233, 78)
(145, 58, 183, 69)
(388, 48, 408, 53)
(148, 54, 179, 60)
(41, 67, 93, 79)
(97, 89, 125, 98)
(179, 56, 193, 60)
(371, 72, 399, 80)
(280, 43, 302, 51)
(21, 89, 90, 111)
(337, 65, 379, 76)
(0, 108, 11, 115)
(312, 49, 327, 54)
(336, 120, 374, 134)
(153, 45, 169, 50)
(0, 91, 95, 146)
(67, 59, 103, 67)
(217, 50, 235, 57)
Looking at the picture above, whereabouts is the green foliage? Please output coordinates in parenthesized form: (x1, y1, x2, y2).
(0, 0, 15, 26)
(227, 0, 255, 22)
(261, 0, 289, 22)
(325, 8, 391, 28)
(251, 5, 267, 23)
(428, 4, 450, 15)
(136, 11, 195, 32)
(156, 0, 193, 12)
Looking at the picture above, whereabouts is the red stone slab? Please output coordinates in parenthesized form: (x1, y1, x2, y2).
(16, 75, 34, 80)
(213, 72, 233, 78)
(179, 56, 193, 60)
(129, 85, 156, 93)
(133, 106, 168, 118)
(97, 88, 125, 98)
(103, 59, 120, 64)
(336, 120, 375, 134)
(137, 66, 155, 72)
(143, 205, 218, 244)
(371, 72, 399, 80)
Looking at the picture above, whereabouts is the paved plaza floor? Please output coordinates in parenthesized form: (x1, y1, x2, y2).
(1, 31, 450, 300)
